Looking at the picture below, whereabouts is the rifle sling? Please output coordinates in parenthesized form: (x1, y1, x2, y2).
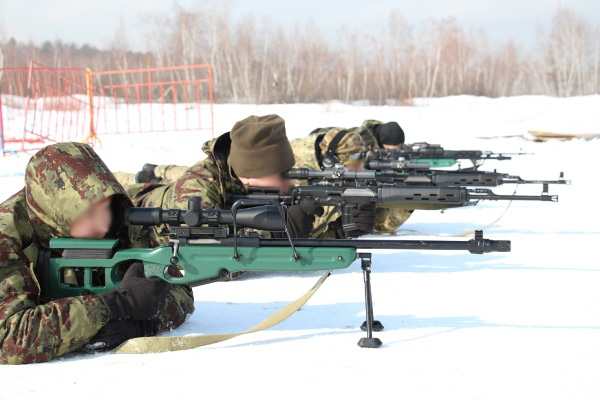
(113, 270, 331, 354)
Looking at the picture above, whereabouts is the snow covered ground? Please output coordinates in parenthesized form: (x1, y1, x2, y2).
(0, 96, 599, 399)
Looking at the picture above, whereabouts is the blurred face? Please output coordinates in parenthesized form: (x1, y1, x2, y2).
(343, 160, 365, 171)
(69, 198, 112, 239)
(239, 173, 293, 194)
(383, 144, 400, 150)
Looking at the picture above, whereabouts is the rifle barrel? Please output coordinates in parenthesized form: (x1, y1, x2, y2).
(186, 236, 511, 254)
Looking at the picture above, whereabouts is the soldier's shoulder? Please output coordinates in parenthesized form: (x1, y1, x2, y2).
(0, 190, 34, 259)
(362, 119, 383, 128)
(0, 190, 29, 227)
(182, 156, 220, 184)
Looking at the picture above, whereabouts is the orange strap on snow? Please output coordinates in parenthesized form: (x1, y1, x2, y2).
(114, 271, 331, 354)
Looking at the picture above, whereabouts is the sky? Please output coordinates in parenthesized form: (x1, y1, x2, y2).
(1, 0, 599, 51)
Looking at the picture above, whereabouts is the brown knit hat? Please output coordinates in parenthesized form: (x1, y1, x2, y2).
(229, 114, 295, 178)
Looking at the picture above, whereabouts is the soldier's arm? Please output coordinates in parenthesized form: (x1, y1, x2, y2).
(165, 160, 224, 210)
(154, 165, 191, 183)
(0, 234, 109, 365)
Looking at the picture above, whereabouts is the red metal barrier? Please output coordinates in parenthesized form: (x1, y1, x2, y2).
(1, 62, 95, 155)
(91, 65, 214, 137)
(0, 67, 39, 154)
(23, 61, 96, 147)
(1, 63, 214, 156)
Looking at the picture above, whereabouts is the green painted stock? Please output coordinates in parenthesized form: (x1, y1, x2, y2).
(53, 238, 120, 249)
(48, 238, 356, 300)
(413, 158, 457, 168)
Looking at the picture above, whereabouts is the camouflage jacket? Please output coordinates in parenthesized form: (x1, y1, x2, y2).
(309, 120, 382, 153)
(0, 143, 193, 364)
(358, 120, 383, 151)
(290, 133, 322, 170)
(131, 133, 249, 240)
(113, 165, 191, 188)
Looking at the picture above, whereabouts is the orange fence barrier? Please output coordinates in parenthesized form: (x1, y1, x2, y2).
(0, 67, 31, 154)
(91, 64, 214, 136)
(1, 63, 214, 156)
(1, 62, 95, 155)
(23, 61, 97, 148)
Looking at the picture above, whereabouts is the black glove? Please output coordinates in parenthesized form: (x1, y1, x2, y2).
(84, 320, 156, 353)
(98, 262, 168, 321)
(286, 203, 324, 238)
(335, 201, 376, 238)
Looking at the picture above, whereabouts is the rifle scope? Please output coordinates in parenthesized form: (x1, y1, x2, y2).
(125, 196, 286, 232)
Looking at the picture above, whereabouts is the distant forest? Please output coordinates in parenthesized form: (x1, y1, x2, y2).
(1, 6, 599, 103)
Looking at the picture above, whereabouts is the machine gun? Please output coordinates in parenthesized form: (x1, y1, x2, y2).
(39, 196, 510, 348)
(227, 167, 559, 233)
(371, 142, 529, 169)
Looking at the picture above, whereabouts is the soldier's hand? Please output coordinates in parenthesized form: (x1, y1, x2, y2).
(344, 201, 376, 238)
(98, 262, 167, 321)
(286, 203, 324, 238)
(84, 320, 156, 353)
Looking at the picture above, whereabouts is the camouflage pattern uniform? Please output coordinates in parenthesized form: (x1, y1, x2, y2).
(311, 120, 382, 153)
(155, 165, 191, 183)
(290, 128, 368, 238)
(359, 120, 384, 151)
(113, 171, 137, 187)
(114, 165, 191, 188)
(374, 208, 414, 233)
(0, 143, 194, 364)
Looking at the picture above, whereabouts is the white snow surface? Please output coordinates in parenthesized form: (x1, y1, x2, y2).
(0, 95, 599, 399)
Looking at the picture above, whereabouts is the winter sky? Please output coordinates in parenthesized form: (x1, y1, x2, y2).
(1, 0, 599, 50)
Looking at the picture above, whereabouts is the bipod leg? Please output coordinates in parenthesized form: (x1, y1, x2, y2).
(357, 253, 383, 348)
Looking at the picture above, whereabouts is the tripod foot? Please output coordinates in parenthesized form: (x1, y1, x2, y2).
(358, 337, 383, 348)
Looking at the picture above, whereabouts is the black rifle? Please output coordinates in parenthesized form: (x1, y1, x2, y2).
(371, 142, 529, 169)
(228, 168, 558, 232)
(348, 163, 570, 188)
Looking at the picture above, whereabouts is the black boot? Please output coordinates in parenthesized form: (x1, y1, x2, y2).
(135, 164, 159, 184)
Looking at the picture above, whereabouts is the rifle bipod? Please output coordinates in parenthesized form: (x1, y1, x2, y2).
(357, 253, 384, 348)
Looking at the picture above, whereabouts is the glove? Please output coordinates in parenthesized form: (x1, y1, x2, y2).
(336, 202, 376, 238)
(286, 203, 324, 238)
(84, 320, 156, 353)
(98, 262, 168, 321)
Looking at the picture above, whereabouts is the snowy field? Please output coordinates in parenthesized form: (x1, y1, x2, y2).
(0, 96, 599, 399)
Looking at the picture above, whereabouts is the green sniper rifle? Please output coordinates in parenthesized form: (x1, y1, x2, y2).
(228, 168, 559, 232)
(39, 196, 510, 347)
(371, 142, 529, 169)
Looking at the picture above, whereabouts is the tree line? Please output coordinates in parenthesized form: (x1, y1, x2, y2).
(1, 6, 599, 103)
